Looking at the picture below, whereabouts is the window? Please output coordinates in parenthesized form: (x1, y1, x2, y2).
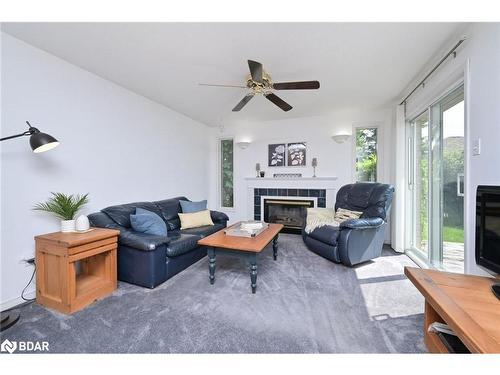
(220, 138, 234, 208)
(355, 127, 378, 182)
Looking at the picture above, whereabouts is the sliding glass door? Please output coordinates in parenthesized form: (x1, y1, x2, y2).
(407, 85, 464, 272)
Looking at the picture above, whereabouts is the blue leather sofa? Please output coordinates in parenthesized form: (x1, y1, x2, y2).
(302, 183, 394, 266)
(88, 197, 228, 288)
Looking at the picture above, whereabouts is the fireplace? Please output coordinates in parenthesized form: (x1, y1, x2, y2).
(263, 198, 314, 234)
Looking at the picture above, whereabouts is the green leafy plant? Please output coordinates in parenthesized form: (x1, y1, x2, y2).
(33, 192, 89, 220)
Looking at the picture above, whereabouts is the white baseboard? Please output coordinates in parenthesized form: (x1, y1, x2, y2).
(1, 289, 36, 311)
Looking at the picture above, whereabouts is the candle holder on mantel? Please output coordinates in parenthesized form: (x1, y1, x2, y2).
(255, 163, 261, 177)
(312, 157, 318, 177)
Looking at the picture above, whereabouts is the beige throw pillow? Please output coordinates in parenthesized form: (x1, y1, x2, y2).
(334, 208, 363, 223)
(178, 210, 214, 229)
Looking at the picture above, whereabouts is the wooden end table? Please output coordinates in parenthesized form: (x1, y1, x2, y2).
(35, 228, 120, 314)
(197, 223, 283, 294)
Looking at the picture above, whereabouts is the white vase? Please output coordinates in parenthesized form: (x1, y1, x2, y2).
(61, 219, 76, 233)
(75, 215, 90, 231)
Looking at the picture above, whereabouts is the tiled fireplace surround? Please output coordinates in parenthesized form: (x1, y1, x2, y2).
(253, 188, 326, 221)
(245, 177, 339, 222)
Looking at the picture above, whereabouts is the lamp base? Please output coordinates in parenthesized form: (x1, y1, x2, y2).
(0, 312, 20, 332)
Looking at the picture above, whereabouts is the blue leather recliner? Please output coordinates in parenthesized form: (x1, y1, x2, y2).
(302, 183, 394, 266)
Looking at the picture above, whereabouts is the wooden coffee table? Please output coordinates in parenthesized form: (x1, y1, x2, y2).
(197, 223, 283, 293)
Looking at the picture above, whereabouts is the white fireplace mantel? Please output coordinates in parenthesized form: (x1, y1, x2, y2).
(244, 176, 338, 189)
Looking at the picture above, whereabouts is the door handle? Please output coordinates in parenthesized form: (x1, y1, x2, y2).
(408, 137, 413, 189)
(457, 173, 464, 197)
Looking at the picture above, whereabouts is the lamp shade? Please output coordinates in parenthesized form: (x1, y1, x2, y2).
(30, 131, 60, 153)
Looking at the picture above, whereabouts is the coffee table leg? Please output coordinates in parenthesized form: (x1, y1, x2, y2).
(249, 254, 258, 294)
(208, 247, 216, 285)
(273, 235, 279, 261)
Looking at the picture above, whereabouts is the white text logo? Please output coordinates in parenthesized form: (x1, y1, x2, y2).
(1, 339, 49, 353)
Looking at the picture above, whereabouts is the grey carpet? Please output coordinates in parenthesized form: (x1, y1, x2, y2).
(1, 234, 426, 353)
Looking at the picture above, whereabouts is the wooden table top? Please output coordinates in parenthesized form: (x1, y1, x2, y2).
(197, 223, 284, 253)
(34, 227, 120, 247)
(405, 266, 500, 353)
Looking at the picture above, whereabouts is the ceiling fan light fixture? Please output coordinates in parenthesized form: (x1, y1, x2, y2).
(203, 59, 320, 112)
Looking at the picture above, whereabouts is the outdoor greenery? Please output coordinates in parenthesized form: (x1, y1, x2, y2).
(33, 192, 89, 220)
(418, 129, 464, 244)
(221, 139, 234, 208)
(355, 128, 377, 182)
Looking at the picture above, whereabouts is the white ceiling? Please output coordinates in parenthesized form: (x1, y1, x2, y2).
(2, 22, 465, 126)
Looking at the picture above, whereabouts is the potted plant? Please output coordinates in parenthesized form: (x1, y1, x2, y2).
(33, 193, 89, 232)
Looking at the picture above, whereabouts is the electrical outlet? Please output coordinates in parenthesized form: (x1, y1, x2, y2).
(472, 138, 481, 156)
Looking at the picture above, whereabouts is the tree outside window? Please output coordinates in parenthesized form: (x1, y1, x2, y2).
(220, 139, 234, 208)
(355, 128, 378, 182)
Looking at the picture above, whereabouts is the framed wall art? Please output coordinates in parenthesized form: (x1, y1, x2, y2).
(268, 143, 286, 167)
(287, 142, 306, 166)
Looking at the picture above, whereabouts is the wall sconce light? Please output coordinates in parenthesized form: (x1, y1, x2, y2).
(331, 133, 351, 144)
(236, 141, 251, 149)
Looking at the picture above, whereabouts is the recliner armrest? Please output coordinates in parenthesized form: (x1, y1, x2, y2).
(339, 217, 384, 230)
(118, 229, 172, 251)
(210, 210, 229, 223)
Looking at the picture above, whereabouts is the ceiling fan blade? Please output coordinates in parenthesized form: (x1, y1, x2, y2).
(265, 93, 293, 112)
(232, 93, 255, 112)
(248, 60, 263, 83)
(272, 81, 320, 90)
(199, 83, 247, 88)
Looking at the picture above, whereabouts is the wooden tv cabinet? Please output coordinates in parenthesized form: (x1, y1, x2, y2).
(405, 267, 500, 353)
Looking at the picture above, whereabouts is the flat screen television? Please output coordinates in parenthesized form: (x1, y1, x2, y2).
(476, 185, 500, 274)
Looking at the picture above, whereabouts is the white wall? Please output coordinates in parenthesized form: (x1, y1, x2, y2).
(401, 23, 500, 276)
(0, 33, 211, 309)
(209, 109, 394, 226)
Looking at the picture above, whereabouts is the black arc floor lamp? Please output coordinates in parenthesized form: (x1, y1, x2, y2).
(0, 121, 60, 331)
(0, 121, 60, 152)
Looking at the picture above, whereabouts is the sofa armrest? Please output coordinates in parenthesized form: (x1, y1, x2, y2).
(118, 229, 172, 251)
(339, 217, 384, 230)
(210, 210, 229, 224)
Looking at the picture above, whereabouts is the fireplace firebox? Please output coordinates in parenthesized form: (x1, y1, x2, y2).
(263, 199, 314, 234)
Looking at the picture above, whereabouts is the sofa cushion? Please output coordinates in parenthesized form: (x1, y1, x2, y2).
(102, 202, 162, 228)
(88, 212, 120, 229)
(308, 225, 340, 246)
(119, 228, 171, 251)
(181, 223, 224, 238)
(166, 234, 201, 257)
(130, 208, 168, 236)
(210, 210, 229, 224)
(154, 197, 189, 230)
(180, 199, 207, 213)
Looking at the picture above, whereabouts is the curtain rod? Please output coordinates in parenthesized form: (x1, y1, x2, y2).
(399, 37, 466, 105)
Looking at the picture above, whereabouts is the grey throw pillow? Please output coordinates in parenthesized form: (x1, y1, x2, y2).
(130, 208, 168, 236)
(180, 199, 208, 213)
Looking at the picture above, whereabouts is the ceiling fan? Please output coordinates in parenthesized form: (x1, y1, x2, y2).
(199, 60, 320, 112)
